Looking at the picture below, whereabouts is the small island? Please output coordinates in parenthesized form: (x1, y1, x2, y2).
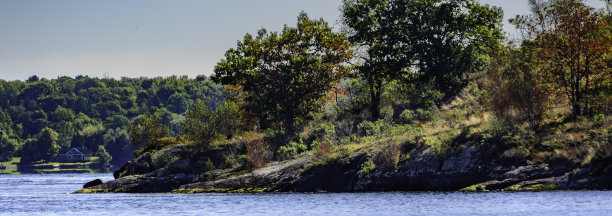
(78, 1, 612, 193)
(0, 0, 609, 193)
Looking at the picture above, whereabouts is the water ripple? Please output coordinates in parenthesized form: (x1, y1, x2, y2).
(1, 174, 612, 216)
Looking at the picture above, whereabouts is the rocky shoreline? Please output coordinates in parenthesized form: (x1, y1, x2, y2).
(76, 143, 612, 193)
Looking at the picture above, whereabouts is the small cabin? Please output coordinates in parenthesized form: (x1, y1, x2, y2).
(55, 148, 92, 162)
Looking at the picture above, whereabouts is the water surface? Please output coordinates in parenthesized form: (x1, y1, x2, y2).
(0, 173, 611, 216)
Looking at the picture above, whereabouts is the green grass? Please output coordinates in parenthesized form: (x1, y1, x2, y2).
(32, 156, 100, 166)
(0, 157, 21, 174)
(0, 157, 106, 175)
(0, 157, 21, 165)
(38, 169, 93, 174)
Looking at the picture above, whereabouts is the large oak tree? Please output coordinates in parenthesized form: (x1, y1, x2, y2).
(213, 12, 353, 134)
(342, 0, 503, 117)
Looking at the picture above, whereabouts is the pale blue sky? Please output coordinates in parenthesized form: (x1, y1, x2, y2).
(0, 0, 607, 81)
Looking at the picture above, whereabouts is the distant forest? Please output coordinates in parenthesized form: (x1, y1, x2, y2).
(0, 75, 224, 165)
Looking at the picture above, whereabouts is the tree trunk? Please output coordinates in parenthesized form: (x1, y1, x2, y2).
(368, 78, 381, 119)
(284, 113, 295, 136)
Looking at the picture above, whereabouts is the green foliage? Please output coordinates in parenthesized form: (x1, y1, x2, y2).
(278, 139, 308, 160)
(503, 146, 530, 160)
(215, 101, 245, 139)
(95, 145, 112, 165)
(0, 108, 20, 161)
(360, 157, 376, 176)
(415, 109, 434, 122)
(593, 114, 606, 126)
(151, 149, 175, 168)
(330, 147, 352, 165)
(38, 127, 60, 160)
(342, 0, 504, 117)
(480, 120, 521, 148)
(205, 158, 215, 171)
(420, 89, 444, 109)
(21, 127, 60, 163)
(167, 93, 191, 114)
(358, 120, 384, 137)
(424, 136, 452, 157)
(182, 101, 215, 147)
(128, 113, 172, 156)
(223, 154, 239, 168)
(0, 75, 224, 164)
(182, 101, 244, 148)
(102, 128, 131, 160)
(399, 109, 415, 124)
(0, 131, 18, 161)
(213, 12, 353, 134)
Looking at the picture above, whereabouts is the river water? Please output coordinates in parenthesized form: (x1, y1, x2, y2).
(0, 173, 611, 216)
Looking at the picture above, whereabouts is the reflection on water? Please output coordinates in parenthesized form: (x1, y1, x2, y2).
(1, 173, 611, 216)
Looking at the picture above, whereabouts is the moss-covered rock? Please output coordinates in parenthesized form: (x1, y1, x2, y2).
(460, 184, 488, 192)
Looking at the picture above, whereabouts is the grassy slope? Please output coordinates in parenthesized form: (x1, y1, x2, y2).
(294, 84, 611, 174)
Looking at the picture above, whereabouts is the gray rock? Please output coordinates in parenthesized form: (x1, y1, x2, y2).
(165, 159, 192, 173)
(113, 152, 155, 179)
(83, 179, 103, 188)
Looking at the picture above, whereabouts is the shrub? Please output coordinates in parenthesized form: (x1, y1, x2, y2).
(399, 109, 415, 124)
(245, 138, 270, 169)
(278, 139, 308, 160)
(182, 101, 218, 148)
(593, 114, 605, 126)
(95, 146, 112, 165)
(415, 108, 433, 122)
(360, 157, 376, 176)
(424, 136, 452, 157)
(215, 101, 245, 139)
(502, 146, 530, 161)
(317, 123, 337, 145)
(223, 154, 238, 168)
(374, 143, 401, 170)
(485, 47, 548, 127)
(151, 149, 175, 169)
(182, 100, 245, 149)
(129, 113, 172, 156)
(480, 120, 520, 148)
(381, 106, 394, 123)
(421, 88, 444, 109)
(133, 136, 181, 157)
(325, 147, 351, 165)
(358, 120, 383, 137)
(314, 140, 332, 160)
(205, 158, 215, 171)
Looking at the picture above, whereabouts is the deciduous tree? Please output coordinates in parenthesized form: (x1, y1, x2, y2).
(213, 12, 353, 134)
(342, 0, 503, 117)
(128, 113, 171, 156)
(514, 0, 612, 116)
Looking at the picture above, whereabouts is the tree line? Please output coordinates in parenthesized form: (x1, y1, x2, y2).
(0, 75, 224, 164)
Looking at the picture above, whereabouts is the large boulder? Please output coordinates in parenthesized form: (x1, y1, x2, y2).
(83, 179, 103, 188)
(113, 152, 155, 179)
(180, 156, 315, 192)
(82, 174, 196, 193)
